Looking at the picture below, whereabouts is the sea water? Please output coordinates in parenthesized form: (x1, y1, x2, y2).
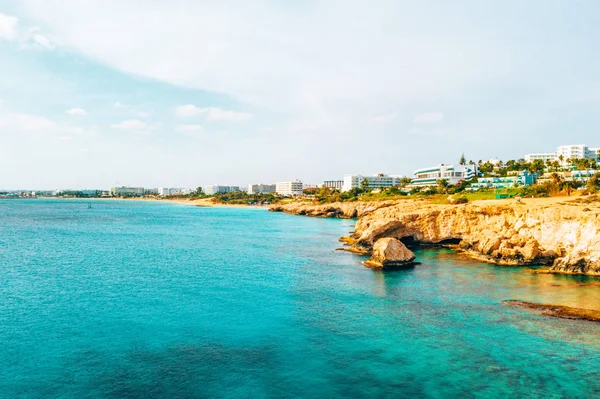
(0, 199, 599, 398)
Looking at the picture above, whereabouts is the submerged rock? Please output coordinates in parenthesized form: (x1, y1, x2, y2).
(365, 237, 416, 269)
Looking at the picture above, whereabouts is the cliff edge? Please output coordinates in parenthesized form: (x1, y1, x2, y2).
(270, 196, 600, 275)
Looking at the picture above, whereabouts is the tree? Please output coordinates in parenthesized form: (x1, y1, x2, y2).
(399, 177, 412, 187)
(360, 178, 369, 193)
(587, 173, 600, 192)
(530, 159, 546, 174)
(436, 179, 450, 194)
(317, 184, 331, 198)
(459, 153, 467, 165)
(563, 181, 575, 196)
(550, 172, 564, 185)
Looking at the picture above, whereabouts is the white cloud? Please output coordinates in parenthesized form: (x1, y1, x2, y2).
(174, 105, 252, 121)
(0, 17, 55, 49)
(174, 104, 203, 117)
(0, 13, 18, 41)
(114, 101, 128, 108)
(31, 33, 54, 49)
(111, 119, 153, 131)
(414, 112, 444, 124)
(0, 113, 57, 132)
(66, 107, 89, 116)
(368, 113, 397, 124)
(17, 1, 513, 117)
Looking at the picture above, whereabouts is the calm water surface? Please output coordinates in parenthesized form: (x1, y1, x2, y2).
(0, 199, 599, 398)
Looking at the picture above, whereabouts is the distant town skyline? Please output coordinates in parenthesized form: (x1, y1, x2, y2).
(2, 1, 600, 189)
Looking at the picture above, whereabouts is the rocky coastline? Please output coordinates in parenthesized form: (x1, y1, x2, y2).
(270, 196, 600, 276)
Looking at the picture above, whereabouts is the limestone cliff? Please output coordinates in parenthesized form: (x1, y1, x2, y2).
(270, 197, 600, 275)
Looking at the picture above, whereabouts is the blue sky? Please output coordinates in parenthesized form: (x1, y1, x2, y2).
(1, 0, 600, 189)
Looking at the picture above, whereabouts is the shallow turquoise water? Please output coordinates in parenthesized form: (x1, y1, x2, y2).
(0, 199, 599, 398)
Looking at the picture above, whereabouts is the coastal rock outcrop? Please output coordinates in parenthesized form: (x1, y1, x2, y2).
(364, 237, 416, 268)
(269, 200, 406, 219)
(271, 197, 600, 275)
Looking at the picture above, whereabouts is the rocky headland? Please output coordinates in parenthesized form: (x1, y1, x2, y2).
(270, 196, 600, 276)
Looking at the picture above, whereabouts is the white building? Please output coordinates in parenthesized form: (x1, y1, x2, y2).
(158, 187, 190, 196)
(323, 180, 344, 190)
(276, 180, 303, 196)
(524, 152, 557, 163)
(110, 186, 145, 196)
(341, 174, 404, 192)
(411, 164, 477, 187)
(557, 145, 590, 162)
(525, 144, 599, 166)
(247, 184, 277, 194)
(204, 185, 241, 195)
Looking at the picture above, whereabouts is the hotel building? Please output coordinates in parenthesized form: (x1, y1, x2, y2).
(341, 174, 404, 192)
(323, 180, 344, 190)
(525, 144, 599, 166)
(247, 184, 277, 194)
(158, 187, 191, 196)
(411, 164, 477, 187)
(276, 180, 303, 196)
(524, 152, 558, 163)
(204, 185, 241, 195)
(469, 171, 537, 190)
(110, 186, 145, 196)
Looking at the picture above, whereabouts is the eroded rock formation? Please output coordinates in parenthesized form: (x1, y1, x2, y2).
(364, 237, 416, 268)
(271, 197, 600, 275)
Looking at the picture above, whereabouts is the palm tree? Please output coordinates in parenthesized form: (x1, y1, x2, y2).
(550, 172, 564, 185)
(360, 178, 369, 193)
(436, 179, 450, 194)
(551, 161, 560, 172)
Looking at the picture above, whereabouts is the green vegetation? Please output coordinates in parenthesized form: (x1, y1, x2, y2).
(211, 191, 280, 205)
(587, 173, 600, 192)
(55, 190, 103, 198)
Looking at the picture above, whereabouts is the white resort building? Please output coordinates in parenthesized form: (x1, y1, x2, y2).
(524, 152, 558, 163)
(204, 185, 241, 195)
(110, 186, 146, 196)
(341, 174, 404, 192)
(323, 180, 344, 190)
(411, 164, 477, 187)
(158, 187, 191, 196)
(525, 144, 599, 166)
(247, 184, 277, 194)
(276, 180, 303, 196)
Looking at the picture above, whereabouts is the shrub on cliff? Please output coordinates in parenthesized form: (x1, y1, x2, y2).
(587, 173, 600, 193)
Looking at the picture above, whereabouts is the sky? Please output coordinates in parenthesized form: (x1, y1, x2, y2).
(1, 1, 600, 190)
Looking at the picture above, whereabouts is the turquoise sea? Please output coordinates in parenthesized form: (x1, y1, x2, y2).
(1, 199, 599, 398)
